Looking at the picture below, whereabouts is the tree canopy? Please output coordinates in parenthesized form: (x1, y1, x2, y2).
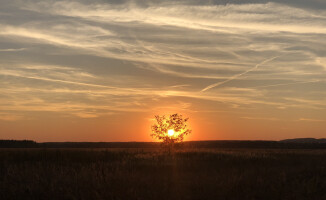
(151, 113, 191, 145)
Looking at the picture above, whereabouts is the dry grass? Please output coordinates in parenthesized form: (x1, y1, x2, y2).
(1, 148, 326, 200)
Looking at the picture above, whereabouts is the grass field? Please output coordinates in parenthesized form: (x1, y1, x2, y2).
(1, 148, 326, 200)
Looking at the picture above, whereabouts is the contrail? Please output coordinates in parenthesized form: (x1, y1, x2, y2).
(201, 56, 281, 92)
(251, 80, 320, 89)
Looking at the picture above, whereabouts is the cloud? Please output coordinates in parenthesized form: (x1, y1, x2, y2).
(0, 48, 26, 52)
(315, 57, 326, 70)
(241, 116, 280, 121)
(298, 118, 326, 122)
(0, 0, 326, 123)
(23, 2, 326, 33)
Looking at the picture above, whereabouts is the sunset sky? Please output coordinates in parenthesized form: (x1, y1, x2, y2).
(1, 0, 326, 142)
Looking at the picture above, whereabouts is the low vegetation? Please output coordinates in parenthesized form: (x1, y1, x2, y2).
(1, 148, 326, 199)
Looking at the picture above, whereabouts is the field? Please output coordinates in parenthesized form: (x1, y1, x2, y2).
(1, 148, 326, 200)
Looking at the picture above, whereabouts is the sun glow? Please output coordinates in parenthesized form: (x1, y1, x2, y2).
(151, 114, 192, 143)
(167, 129, 175, 137)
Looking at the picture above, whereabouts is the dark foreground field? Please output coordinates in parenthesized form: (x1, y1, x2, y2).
(1, 148, 326, 200)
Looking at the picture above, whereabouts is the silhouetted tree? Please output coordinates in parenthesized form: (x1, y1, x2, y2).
(151, 113, 191, 151)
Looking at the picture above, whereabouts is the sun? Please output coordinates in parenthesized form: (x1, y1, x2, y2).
(167, 129, 175, 137)
(151, 113, 192, 144)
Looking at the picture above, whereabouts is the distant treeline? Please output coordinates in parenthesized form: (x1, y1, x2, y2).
(1, 139, 326, 149)
(183, 140, 326, 149)
(0, 140, 38, 148)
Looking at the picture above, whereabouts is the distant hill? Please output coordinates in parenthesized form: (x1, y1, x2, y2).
(280, 138, 326, 143)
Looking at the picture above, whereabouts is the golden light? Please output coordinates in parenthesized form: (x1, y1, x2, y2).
(151, 113, 191, 143)
(167, 129, 175, 137)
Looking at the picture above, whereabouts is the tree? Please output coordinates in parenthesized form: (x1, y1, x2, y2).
(151, 113, 191, 149)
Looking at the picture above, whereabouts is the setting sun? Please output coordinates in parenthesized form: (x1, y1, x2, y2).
(167, 129, 175, 137)
(151, 114, 192, 144)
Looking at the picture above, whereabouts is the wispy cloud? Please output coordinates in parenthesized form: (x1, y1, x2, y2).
(241, 116, 280, 121)
(1, 0, 326, 140)
(298, 118, 326, 122)
(0, 48, 26, 52)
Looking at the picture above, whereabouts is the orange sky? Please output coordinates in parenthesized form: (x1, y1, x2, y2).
(1, 0, 326, 142)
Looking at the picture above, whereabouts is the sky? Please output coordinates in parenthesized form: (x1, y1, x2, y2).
(1, 0, 326, 142)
